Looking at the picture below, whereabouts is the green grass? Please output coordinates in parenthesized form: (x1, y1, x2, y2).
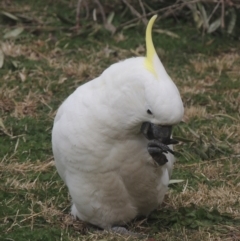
(1, 1, 240, 240)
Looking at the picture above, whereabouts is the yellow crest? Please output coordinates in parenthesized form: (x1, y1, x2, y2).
(144, 15, 157, 77)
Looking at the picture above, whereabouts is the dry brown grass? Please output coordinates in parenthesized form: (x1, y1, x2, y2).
(167, 181, 240, 215)
(183, 105, 207, 122)
(1, 41, 42, 60)
(62, 61, 94, 80)
(0, 89, 51, 118)
(0, 158, 54, 174)
(190, 52, 240, 78)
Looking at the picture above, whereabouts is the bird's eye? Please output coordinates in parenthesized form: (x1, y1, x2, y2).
(147, 109, 153, 115)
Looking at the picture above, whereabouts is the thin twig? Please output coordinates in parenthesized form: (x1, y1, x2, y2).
(94, 0, 116, 34)
(207, 0, 221, 23)
(122, 0, 148, 25)
(138, 0, 147, 22)
(94, 0, 106, 24)
(20, 211, 45, 223)
(221, 0, 225, 29)
(7, 25, 69, 32)
(6, 210, 20, 232)
(118, 0, 202, 29)
(85, 0, 89, 19)
(76, 0, 84, 29)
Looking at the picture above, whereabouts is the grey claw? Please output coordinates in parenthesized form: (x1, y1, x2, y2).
(148, 139, 175, 155)
(164, 138, 179, 145)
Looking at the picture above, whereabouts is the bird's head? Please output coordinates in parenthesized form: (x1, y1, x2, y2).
(139, 15, 184, 141)
(99, 15, 184, 140)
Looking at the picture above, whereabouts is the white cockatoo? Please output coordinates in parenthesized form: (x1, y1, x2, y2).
(52, 15, 184, 232)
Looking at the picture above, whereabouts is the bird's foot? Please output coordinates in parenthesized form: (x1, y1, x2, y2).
(148, 139, 174, 166)
(110, 226, 147, 239)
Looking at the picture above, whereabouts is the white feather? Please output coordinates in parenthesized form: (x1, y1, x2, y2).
(52, 54, 183, 228)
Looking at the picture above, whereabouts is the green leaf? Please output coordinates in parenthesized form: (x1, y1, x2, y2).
(192, 10, 203, 29)
(188, 127, 200, 138)
(154, 29, 180, 39)
(107, 11, 115, 24)
(197, 3, 209, 29)
(3, 27, 24, 39)
(16, 14, 35, 23)
(207, 18, 221, 33)
(169, 179, 185, 184)
(0, 49, 4, 68)
(11, 60, 20, 69)
(1, 11, 19, 21)
(227, 8, 237, 34)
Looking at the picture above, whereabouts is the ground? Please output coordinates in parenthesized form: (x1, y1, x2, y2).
(0, 1, 240, 241)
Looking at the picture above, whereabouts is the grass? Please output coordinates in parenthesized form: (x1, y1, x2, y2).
(0, 0, 240, 240)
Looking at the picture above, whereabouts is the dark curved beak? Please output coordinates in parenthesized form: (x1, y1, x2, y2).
(141, 122, 178, 145)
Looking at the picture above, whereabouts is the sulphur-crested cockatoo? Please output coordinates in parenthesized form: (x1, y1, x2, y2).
(52, 15, 184, 232)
